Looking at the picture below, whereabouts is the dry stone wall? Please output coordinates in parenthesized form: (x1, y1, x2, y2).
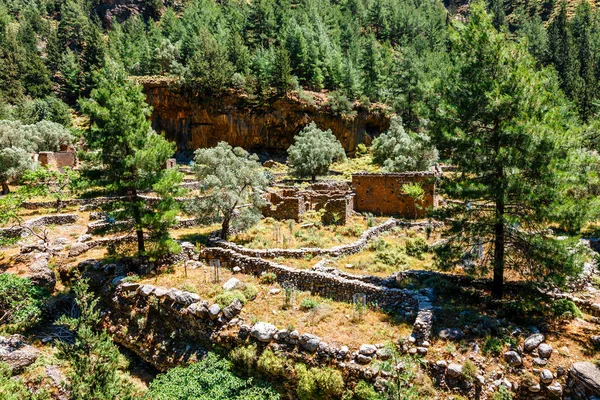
(0, 214, 78, 238)
(212, 218, 437, 259)
(201, 246, 417, 310)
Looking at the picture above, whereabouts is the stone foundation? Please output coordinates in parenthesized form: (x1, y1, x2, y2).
(38, 151, 77, 169)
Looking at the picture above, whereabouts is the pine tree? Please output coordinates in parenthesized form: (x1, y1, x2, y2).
(361, 33, 383, 101)
(548, 0, 580, 99)
(432, 2, 588, 299)
(272, 46, 293, 95)
(79, 63, 182, 257)
(488, 0, 506, 30)
(572, 1, 597, 121)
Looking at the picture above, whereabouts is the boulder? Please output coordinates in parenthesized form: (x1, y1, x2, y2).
(438, 328, 465, 341)
(359, 344, 377, 356)
(223, 278, 243, 291)
(250, 322, 278, 342)
(77, 234, 93, 243)
(569, 362, 600, 396)
(376, 347, 392, 360)
(68, 242, 89, 257)
(524, 333, 545, 352)
(546, 382, 562, 397)
(28, 256, 56, 292)
(503, 351, 522, 367)
(538, 343, 553, 359)
(299, 333, 321, 353)
(166, 289, 200, 306)
(0, 335, 40, 373)
(447, 363, 463, 379)
(356, 354, 372, 364)
(208, 304, 221, 320)
(540, 369, 553, 384)
(222, 298, 243, 320)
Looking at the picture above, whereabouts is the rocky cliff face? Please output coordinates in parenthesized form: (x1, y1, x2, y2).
(140, 78, 391, 159)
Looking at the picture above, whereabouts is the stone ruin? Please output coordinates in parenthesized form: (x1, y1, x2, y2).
(37, 151, 77, 170)
(352, 171, 439, 218)
(263, 181, 354, 224)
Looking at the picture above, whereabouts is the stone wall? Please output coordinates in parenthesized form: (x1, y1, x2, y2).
(201, 247, 417, 311)
(38, 151, 77, 169)
(140, 77, 391, 157)
(352, 172, 439, 218)
(263, 182, 354, 224)
(0, 214, 79, 238)
(212, 218, 429, 259)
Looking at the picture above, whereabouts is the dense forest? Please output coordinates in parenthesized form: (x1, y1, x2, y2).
(3, 0, 600, 128)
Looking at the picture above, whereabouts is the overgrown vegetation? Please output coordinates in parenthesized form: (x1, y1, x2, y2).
(0, 274, 47, 333)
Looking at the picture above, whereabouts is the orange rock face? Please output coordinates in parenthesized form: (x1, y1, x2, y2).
(141, 79, 391, 156)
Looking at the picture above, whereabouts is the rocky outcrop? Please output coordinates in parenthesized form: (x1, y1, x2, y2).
(569, 362, 600, 399)
(0, 335, 40, 373)
(140, 78, 391, 158)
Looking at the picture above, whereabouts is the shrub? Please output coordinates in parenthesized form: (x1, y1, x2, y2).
(352, 381, 382, 400)
(257, 349, 288, 378)
(491, 386, 514, 400)
(242, 283, 258, 301)
(215, 290, 247, 308)
(328, 91, 354, 116)
(180, 283, 198, 293)
(149, 353, 280, 400)
(482, 337, 504, 356)
(462, 360, 478, 383)
(260, 272, 277, 284)
(405, 237, 429, 259)
(0, 274, 47, 333)
(300, 297, 320, 311)
(230, 345, 258, 375)
(374, 247, 409, 269)
(296, 365, 345, 400)
(550, 299, 583, 319)
(0, 362, 49, 400)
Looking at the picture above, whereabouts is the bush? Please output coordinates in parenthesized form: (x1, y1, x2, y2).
(462, 360, 478, 383)
(242, 283, 259, 301)
(405, 237, 429, 259)
(230, 345, 258, 375)
(491, 386, 514, 400)
(257, 349, 288, 378)
(149, 353, 280, 400)
(215, 290, 247, 308)
(482, 337, 504, 356)
(300, 297, 320, 311)
(260, 272, 277, 284)
(328, 91, 354, 116)
(0, 274, 47, 333)
(352, 381, 382, 400)
(296, 365, 345, 400)
(374, 246, 409, 269)
(550, 299, 583, 319)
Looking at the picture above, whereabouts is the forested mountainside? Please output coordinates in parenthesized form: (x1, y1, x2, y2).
(3, 0, 600, 131)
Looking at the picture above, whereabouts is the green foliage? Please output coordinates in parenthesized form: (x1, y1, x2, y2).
(431, 2, 591, 298)
(191, 142, 268, 240)
(79, 62, 182, 258)
(56, 280, 135, 400)
(550, 299, 583, 320)
(296, 365, 345, 400)
(351, 381, 383, 400)
(256, 349, 288, 378)
(287, 122, 346, 181)
(148, 353, 280, 400)
(300, 297, 320, 310)
(21, 167, 80, 212)
(491, 386, 514, 400)
(229, 344, 258, 375)
(374, 245, 409, 269)
(405, 237, 428, 259)
(0, 273, 47, 333)
(462, 360, 478, 383)
(372, 117, 438, 172)
(242, 283, 258, 301)
(0, 362, 50, 400)
(215, 290, 247, 308)
(259, 272, 277, 284)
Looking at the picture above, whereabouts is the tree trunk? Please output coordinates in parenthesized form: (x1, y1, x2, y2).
(220, 218, 230, 240)
(492, 165, 505, 299)
(312, 175, 316, 183)
(1, 182, 9, 195)
(131, 188, 145, 255)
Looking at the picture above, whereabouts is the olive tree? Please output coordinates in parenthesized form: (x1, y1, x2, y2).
(191, 142, 268, 240)
(372, 116, 438, 172)
(287, 122, 346, 181)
